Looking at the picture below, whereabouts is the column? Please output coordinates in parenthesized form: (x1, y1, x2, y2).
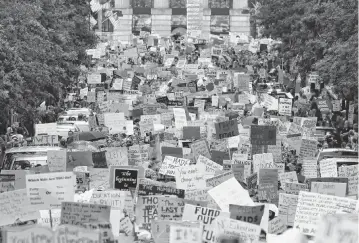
(151, 9, 171, 37)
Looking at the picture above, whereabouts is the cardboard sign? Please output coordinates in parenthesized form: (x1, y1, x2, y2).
(159, 156, 191, 177)
(26, 172, 75, 209)
(278, 172, 298, 190)
(316, 99, 330, 112)
(190, 140, 211, 161)
(307, 177, 349, 195)
(206, 171, 234, 188)
(310, 182, 347, 197)
(299, 138, 317, 159)
(284, 182, 307, 195)
(319, 159, 338, 177)
(158, 197, 207, 221)
(213, 216, 261, 243)
(250, 125, 276, 145)
(136, 195, 161, 230)
(278, 98, 292, 116)
(332, 100, 341, 112)
(208, 177, 254, 212)
(175, 166, 207, 191)
(214, 119, 239, 139)
(60, 201, 111, 226)
(34, 135, 59, 146)
(47, 150, 67, 172)
(229, 204, 265, 225)
(182, 204, 230, 242)
(258, 169, 278, 203)
(294, 191, 357, 236)
(169, 224, 202, 243)
(89, 191, 127, 210)
(0, 174, 15, 193)
(183, 126, 201, 140)
(235, 73, 250, 91)
(152, 220, 202, 243)
(0, 189, 41, 226)
(278, 193, 298, 226)
(105, 147, 128, 167)
(196, 155, 223, 176)
(268, 217, 287, 235)
(138, 184, 185, 198)
(3, 225, 100, 243)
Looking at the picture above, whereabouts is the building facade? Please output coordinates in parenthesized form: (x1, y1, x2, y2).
(95, 0, 250, 42)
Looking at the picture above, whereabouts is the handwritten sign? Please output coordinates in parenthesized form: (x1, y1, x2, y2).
(196, 155, 223, 176)
(158, 197, 207, 221)
(278, 98, 292, 116)
(208, 177, 254, 212)
(251, 125, 276, 145)
(138, 184, 185, 198)
(26, 172, 75, 209)
(206, 171, 234, 188)
(105, 147, 128, 167)
(278, 172, 298, 190)
(159, 156, 191, 176)
(284, 182, 307, 195)
(213, 216, 261, 243)
(294, 191, 357, 236)
(182, 204, 230, 242)
(34, 135, 59, 146)
(89, 168, 110, 190)
(278, 193, 298, 226)
(35, 123, 57, 136)
(112, 167, 139, 191)
(214, 120, 239, 139)
(338, 165, 358, 196)
(191, 140, 211, 161)
(310, 182, 347, 197)
(175, 166, 207, 190)
(136, 196, 161, 230)
(258, 169, 278, 203)
(229, 204, 265, 226)
(47, 150, 67, 172)
(268, 217, 287, 235)
(169, 224, 202, 243)
(319, 159, 338, 177)
(89, 191, 126, 210)
(0, 174, 15, 193)
(299, 138, 317, 159)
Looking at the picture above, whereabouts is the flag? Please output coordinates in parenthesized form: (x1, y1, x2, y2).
(90, 0, 102, 13)
(105, 10, 121, 28)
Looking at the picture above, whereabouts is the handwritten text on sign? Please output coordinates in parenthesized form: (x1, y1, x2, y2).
(215, 120, 239, 139)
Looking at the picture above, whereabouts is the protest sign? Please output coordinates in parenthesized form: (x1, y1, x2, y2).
(235, 74, 250, 91)
(182, 204, 230, 242)
(268, 217, 287, 235)
(110, 166, 142, 191)
(315, 214, 358, 243)
(316, 99, 330, 112)
(87, 73, 101, 84)
(89, 168, 110, 190)
(34, 135, 58, 146)
(294, 191, 357, 236)
(89, 190, 127, 209)
(159, 156, 191, 176)
(229, 204, 265, 225)
(310, 182, 347, 197)
(152, 220, 202, 243)
(1, 170, 30, 190)
(191, 140, 211, 160)
(138, 184, 185, 198)
(136, 195, 161, 230)
(332, 100, 341, 112)
(284, 182, 307, 195)
(169, 224, 202, 243)
(105, 147, 128, 167)
(301, 159, 318, 178)
(60, 201, 111, 226)
(0, 189, 40, 226)
(0, 174, 15, 193)
(35, 123, 57, 136)
(252, 153, 275, 175)
(278, 98, 292, 116)
(92, 151, 107, 168)
(47, 150, 67, 172)
(299, 138, 317, 159)
(213, 216, 261, 243)
(175, 166, 207, 190)
(258, 169, 278, 203)
(338, 165, 358, 196)
(67, 151, 93, 170)
(158, 197, 207, 221)
(250, 125, 276, 145)
(307, 177, 349, 195)
(196, 155, 223, 176)
(206, 171, 234, 188)
(278, 193, 298, 226)
(208, 177, 254, 212)
(214, 119, 239, 139)
(278, 172, 298, 190)
(26, 172, 75, 209)
(319, 159, 338, 177)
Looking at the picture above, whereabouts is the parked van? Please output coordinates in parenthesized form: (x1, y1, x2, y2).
(317, 148, 358, 163)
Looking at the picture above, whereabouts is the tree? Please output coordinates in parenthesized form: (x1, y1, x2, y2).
(0, 0, 98, 134)
(255, 0, 358, 99)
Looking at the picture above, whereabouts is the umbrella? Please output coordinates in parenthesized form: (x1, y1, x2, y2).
(70, 131, 106, 142)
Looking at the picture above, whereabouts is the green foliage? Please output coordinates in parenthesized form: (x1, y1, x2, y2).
(256, 0, 358, 99)
(0, 0, 98, 133)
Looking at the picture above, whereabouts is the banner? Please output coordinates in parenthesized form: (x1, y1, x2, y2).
(187, 0, 203, 38)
